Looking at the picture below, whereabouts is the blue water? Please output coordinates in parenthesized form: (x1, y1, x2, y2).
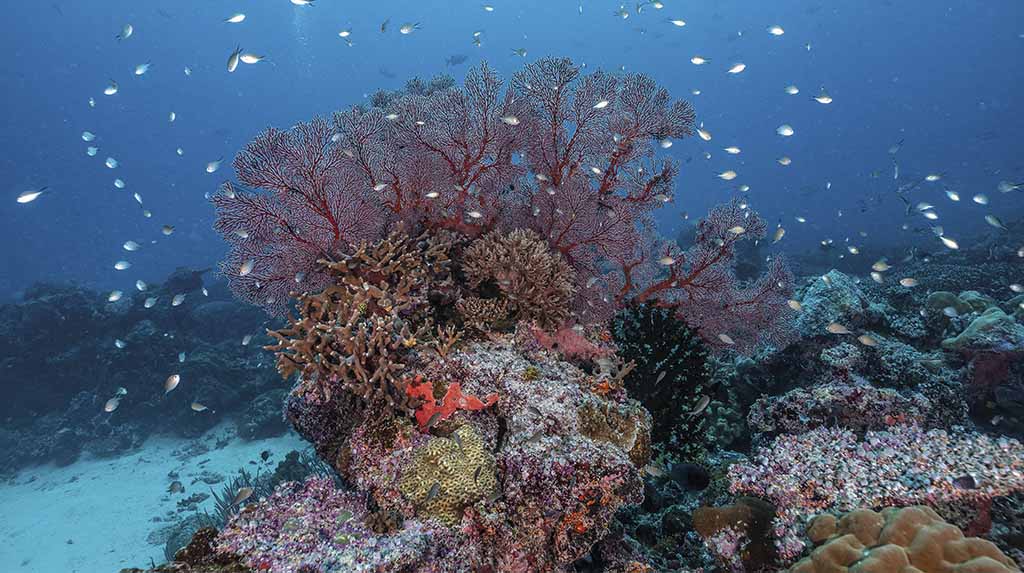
(2, 0, 1021, 300)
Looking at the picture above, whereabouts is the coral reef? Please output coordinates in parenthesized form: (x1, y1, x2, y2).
(747, 379, 934, 435)
(788, 506, 1021, 572)
(218, 477, 436, 572)
(729, 425, 1024, 562)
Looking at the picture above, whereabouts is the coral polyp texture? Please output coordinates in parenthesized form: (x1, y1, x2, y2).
(788, 506, 1021, 572)
(729, 425, 1024, 562)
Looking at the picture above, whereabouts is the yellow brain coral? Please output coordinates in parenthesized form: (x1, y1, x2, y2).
(398, 424, 498, 526)
(788, 506, 1021, 573)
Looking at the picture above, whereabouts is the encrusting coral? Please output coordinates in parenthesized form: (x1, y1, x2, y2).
(788, 506, 1021, 572)
(693, 496, 777, 573)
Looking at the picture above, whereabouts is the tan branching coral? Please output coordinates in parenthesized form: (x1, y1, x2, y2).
(789, 506, 1021, 572)
(456, 296, 512, 331)
(265, 230, 453, 414)
(462, 229, 576, 328)
(398, 424, 499, 526)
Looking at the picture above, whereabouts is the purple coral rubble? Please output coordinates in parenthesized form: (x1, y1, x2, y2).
(728, 424, 1024, 562)
(217, 477, 436, 572)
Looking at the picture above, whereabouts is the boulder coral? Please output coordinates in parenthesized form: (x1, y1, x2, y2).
(788, 506, 1020, 572)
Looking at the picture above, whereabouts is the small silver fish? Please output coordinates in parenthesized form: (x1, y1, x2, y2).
(231, 486, 254, 506)
(857, 334, 878, 347)
(690, 395, 710, 417)
(164, 374, 180, 394)
(425, 411, 444, 429)
(190, 402, 208, 412)
(227, 47, 242, 72)
(984, 215, 1007, 231)
(826, 322, 851, 335)
(424, 482, 441, 502)
(16, 188, 47, 204)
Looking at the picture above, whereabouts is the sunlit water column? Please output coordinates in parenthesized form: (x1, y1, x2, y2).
(292, 7, 314, 80)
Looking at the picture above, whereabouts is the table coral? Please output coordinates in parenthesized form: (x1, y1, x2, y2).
(787, 506, 1021, 572)
(729, 425, 1024, 563)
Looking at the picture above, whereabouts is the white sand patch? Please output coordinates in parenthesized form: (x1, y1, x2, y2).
(0, 424, 304, 572)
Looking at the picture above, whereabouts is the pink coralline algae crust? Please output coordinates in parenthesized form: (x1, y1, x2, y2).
(217, 477, 436, 573)
(746, 380, 934, 435)
(728, 425, 1024, 564)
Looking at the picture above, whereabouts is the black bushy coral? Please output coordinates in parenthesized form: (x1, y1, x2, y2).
(611, 303, 711, 459)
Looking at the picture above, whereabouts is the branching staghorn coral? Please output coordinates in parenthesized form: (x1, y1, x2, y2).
(462, 228, 576, 328)
(265, 230, 453, 414)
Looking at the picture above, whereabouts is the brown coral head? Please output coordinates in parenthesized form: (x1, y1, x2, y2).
(462, 229, 576, 329)
(694, 496, 777, 570)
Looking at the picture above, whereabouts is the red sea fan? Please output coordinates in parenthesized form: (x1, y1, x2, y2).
(211, 117, 384, 314)
(509, 59, 694, 321)
(628, 200, 796, 352)
(212, 58, 794, 352)
(332, 62, 528, 234)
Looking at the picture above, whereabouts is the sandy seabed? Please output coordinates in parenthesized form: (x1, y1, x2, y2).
(0, 424, 304, 573)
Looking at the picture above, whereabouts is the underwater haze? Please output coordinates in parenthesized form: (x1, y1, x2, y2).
(1, 1, 1023, 572)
